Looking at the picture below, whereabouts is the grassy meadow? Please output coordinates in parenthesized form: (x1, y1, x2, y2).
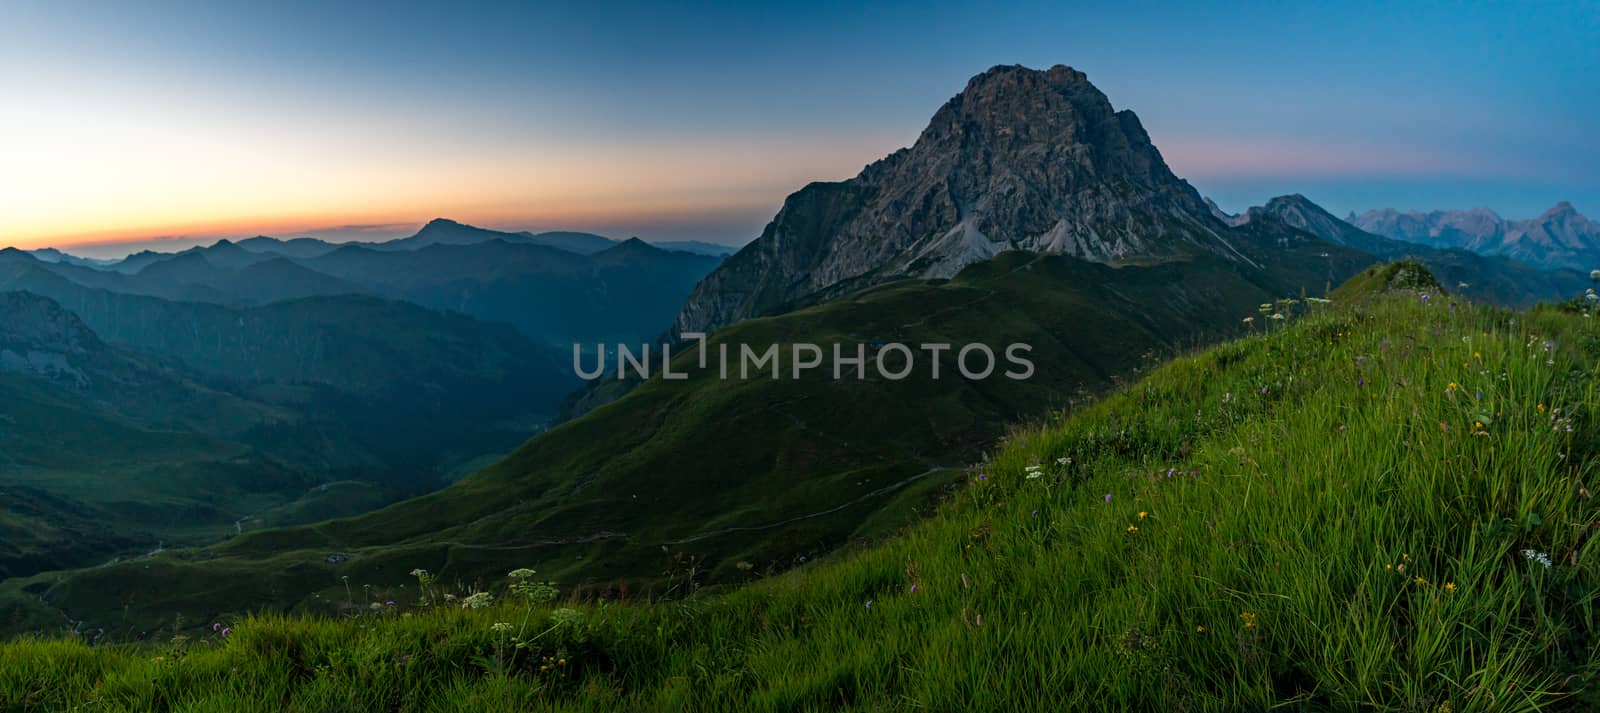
(4, 284, 1599, 711)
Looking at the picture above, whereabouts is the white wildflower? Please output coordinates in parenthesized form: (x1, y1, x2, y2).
(1522, 549, 1553, 569)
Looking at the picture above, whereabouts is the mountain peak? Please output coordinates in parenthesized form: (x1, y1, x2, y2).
(676, 64, 1235, 334)
(1541, 201, 1579, 219)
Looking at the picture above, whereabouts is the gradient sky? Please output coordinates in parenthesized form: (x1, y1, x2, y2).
(3, 0, 1597, 256)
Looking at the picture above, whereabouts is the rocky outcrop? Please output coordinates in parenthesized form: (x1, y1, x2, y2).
(675, 64, 1247, 335)
(0, 291, 100, 386)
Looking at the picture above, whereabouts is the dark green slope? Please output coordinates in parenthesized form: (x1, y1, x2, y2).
(6, 242, 1368, 636)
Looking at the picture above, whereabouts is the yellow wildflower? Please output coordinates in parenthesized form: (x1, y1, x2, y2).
(1240, 612, 1258, 629)
(1444, 582, 1457, 593)
(1138, 511, 1148, 520)
(1126, 525, 1139, 533)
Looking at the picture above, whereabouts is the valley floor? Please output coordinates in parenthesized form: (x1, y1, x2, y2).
(4, 293, 1599, 711)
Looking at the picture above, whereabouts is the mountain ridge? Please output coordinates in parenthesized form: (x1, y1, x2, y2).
(1350, 202, 1599, 271)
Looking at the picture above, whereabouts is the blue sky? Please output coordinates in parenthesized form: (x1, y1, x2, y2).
(3, 0, 1596, 253)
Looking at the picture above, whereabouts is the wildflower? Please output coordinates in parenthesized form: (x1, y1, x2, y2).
(1260, 386, 1268, 395)
(410, 568, 428, 577)
(461, 592, 495, 609)
(1138, 511, 1148, 520)
(1444, 582, 1457, 593)
(1384, 563, 1393, 571)
(1414, 577, 1426, 586)
(1239, 612, 1258, 629)
(1270, 313, 1285, 321)
(1024, 465, 1043, 480)
(1126, 525, 1139, 533)
(220, 627, 231, 638)
(1195, 625, 1205, 633)
(543, 607, 581, 627)
(1243, 316, 1254, 325)
(976, 473, 988, 482)
(1447, 382, 1458, 391)
(1057, 457, 1070, 466)
(909, 584, 918, 594)
(1104, 493, 1112, 503)
(508, 568, 538, 579)
(212, 623, 221, 633)
(1522, 549, 1553, 569)
(1538, 403, 1547, 413)
(865, 599, 873, 609)
(491, 622, 514, 634)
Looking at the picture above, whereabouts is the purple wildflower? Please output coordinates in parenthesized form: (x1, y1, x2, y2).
(1030, 509, 1039, 518)
(220, 627, 231, 638)
(1166, 467, 1174, 478)
(1475, 391, 1482, 400)
(908, 585, 918, 594)
(212, 623, 221, 633)
(1104, 493, 1112, 503)
(977, 473, 987, 481)
(386, 600, 396, 607)
(1260, 386, 1268, 395)
(1357, 378, 1364, 387)
(865, 600, 873, 609)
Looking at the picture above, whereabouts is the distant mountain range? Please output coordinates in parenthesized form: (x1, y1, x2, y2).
(19, 220, 728, 348)
(1348, 202, 1598, 272)
(1218, 195, 1587, 307)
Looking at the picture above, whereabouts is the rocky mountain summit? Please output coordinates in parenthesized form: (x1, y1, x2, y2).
(675, 64, 1245, 335)
(1350, 202, 1599, 272)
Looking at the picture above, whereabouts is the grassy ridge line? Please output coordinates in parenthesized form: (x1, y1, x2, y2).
(4, 293, 1598, 711)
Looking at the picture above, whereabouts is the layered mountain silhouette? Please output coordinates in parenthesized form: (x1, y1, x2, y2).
(1350, 202, 1599, 272)
(20, 220, 727, 348)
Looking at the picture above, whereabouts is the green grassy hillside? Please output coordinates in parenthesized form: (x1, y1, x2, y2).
(3, 275, 1596, 711)
(0, 248, 1351, 639)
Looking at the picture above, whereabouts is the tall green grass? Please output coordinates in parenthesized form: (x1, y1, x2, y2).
(4, 294, 1598, 711)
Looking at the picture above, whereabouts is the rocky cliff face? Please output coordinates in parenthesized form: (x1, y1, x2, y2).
(0, 291, 101, 386)
(1350, 203, 1599, 271)
(675, 64, 1246, 335)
